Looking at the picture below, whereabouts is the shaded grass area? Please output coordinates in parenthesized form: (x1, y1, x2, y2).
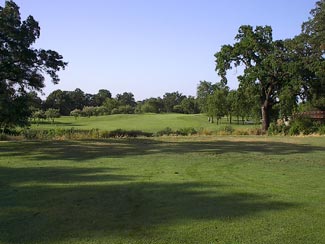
(0, 136, 324, 244)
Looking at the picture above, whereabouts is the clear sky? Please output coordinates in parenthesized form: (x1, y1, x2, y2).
(2, 0, 316, 100)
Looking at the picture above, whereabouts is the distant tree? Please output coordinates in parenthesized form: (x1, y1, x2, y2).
(45, 90, 72, 115)
(206, 85, 228, 124)
(81, 106, 95, 117)
(140, 97, 163, 113)
(45, 108, 60, 123)
(117, 105, 135, 114)
(70, 109, 82, 119)
(196, 81, 216, 114)
(0, 1, 66, 130)
(162, 92, 185, 113)
(69, 88, 86, 110)
(116, 92, 136, 107)
(32, 110, 46, 124)
(93, 89, 112, 107)
(102, 98, 119, 114)
(180, 96, 199, 114)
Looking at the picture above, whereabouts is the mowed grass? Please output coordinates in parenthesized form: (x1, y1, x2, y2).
(0, 136, 324, 244)
(31, 113, 255, 132)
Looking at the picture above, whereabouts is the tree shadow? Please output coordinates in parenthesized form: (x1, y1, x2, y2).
(0, 166, 297, 244)
(0, 138, 323, 162)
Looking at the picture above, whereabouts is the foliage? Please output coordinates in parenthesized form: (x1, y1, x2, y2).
(70, 109, 82, 119)
(288, 117, 318, 135)
(0, 1, 66, 130)
(162, 92, 186, 113)
(215, 25, 300, 132)
(45, 108, 60, 123)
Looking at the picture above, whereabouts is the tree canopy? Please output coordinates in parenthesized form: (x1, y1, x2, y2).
(0, 0, 67, 130)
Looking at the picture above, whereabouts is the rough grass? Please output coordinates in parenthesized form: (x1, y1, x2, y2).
(31, 113, 256, 133)
(0, 136, 324, 244)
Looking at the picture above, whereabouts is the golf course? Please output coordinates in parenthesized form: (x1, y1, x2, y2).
(0, 115, 324, 243)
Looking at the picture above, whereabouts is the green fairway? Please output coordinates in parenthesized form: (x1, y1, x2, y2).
(31, 113, 255, 133)
(0, 136, 324, 244)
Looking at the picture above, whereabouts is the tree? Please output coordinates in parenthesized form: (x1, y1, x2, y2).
(215, 25, 296, 132)
(116, 92, 136, 107)
(93, 89, 112, 107)
(299, 0, 325, 109)
(196, 81, 216, 114)
(102, 98, 119, 114)
(70, 109, 81, 119)
(162, 92, 185, 113)
(140, 97, 163, 113)
(206, 86, 228, 124)
(45, 89, 72, 116)
(0, 1, 67, 130)
(180, 96, 199, 114)
(45, 108, 60, 123)
(69, 88, 86, 110)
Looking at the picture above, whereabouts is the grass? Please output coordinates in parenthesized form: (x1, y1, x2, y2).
(0, 136, 324, 243)
(30, 113, 256, 133)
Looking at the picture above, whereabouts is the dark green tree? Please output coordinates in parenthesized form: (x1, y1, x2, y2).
(299, 0, 325, 109)
(0, 1, 67, 130)
(215, 25, 297, 132)
(180, 96, 199, 114)
(196, 81, 216, 114)
(162, 92, 185, 113)
(116, 92, 136, 107)
(93, 89, 112, 107)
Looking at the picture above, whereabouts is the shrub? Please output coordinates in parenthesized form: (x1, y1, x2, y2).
(288, 124, 300, 136)
(197, 128, 213, 136)
(318, 125, 325, 135)
(268, 122, 289, 135)
(156, 127, 174, 136)
(176, 127, 197, 136)
(0, 133, 8, 141)
(217, 125, 234, 135)
(104, 129, 152, 138)
(232, 129, 249, 135)
(288, 117, 317, 135)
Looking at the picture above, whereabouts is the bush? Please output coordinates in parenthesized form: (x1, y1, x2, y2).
(197, 128, 213, 136)
(288, 124, 300, 136)
(156, 127, 174, 136)
(0, 133, 8, 141)
(232, 129, 249, 135)
(268, 122, 289, 135)
(318, 125, 325, 135)
(288, 117, 317, 135)
(102, 129, 152, 138)
(176, 127, 197, 136)
(217, 125, 234, 135)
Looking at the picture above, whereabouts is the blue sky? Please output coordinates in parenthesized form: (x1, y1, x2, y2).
(3, 0, 316, 100)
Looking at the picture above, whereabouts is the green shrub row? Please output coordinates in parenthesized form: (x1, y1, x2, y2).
(268, 118, 325, 136)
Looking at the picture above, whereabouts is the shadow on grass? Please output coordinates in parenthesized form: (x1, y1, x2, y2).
(0, 138, 324, 162)
(0, 166, 297, 244)
(31, 121, 82, 127)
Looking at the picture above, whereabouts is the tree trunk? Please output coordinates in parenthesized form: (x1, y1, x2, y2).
(261, 103, 270, 133)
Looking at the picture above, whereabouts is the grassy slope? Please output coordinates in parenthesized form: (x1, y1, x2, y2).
(0, 136, 324, 244)
(31, 113, 255, 132)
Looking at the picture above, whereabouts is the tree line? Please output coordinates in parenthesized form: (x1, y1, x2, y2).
(0, 0, 324, 132)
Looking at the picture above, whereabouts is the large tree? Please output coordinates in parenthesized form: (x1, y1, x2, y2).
(299, 0, 325, 109)
(215, 25, 297, 132)
(0, 1, 66, 130)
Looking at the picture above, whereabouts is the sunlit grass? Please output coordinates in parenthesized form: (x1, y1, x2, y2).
(31, 113, 257, 133)
(0, 136, 324, 243)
